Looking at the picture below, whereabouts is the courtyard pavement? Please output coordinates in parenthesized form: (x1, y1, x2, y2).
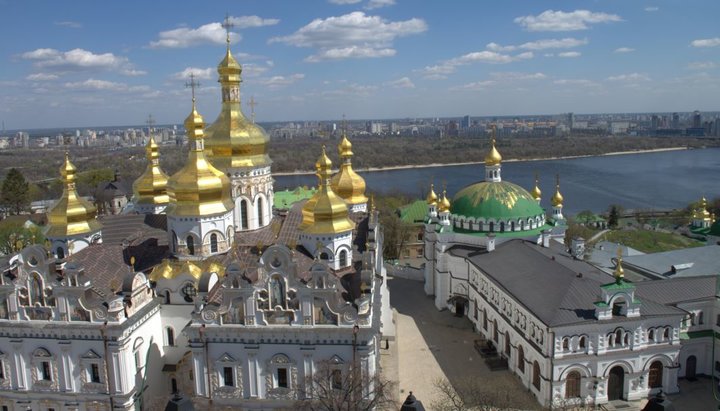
(386, 275, 540, 410)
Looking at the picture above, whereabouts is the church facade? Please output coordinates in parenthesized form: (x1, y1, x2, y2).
(0, 34, 388, 411)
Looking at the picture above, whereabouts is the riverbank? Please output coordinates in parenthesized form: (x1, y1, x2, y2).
(273, 146, 688, 176)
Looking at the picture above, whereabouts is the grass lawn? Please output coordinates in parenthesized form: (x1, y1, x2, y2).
(601, 229, 705, 253)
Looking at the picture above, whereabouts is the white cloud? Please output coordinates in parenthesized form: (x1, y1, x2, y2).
(258, 73, 305, 89)
(172, 67, 214, 80)
(329, 0, 362, 3)
(450, 80, 496, 91)
(26, 73, 59, 81)
(229, 15, 279, 28)
(419, 50, 533, 79)
(366, 0, 395, 10)
(614, 47, 635, 53)
(554, 79, 600, 87)
(321, 83, 379, 97)
(305, 46, 396, 62)
(64, 78, 149, 92)
(269, 12, 427, 62)
(243, 63, 272, 77)
(21, 48, 141, 75)
(687, 61, 717, 70)
(490, 72, 546, 80)
(691, 38, 720, 48)
(607, 73, 651, 82)
(644, 7, 659, 12)
(384, 77, 415, 88)
(558, 51, 581, 58)
(514, 10, 622, 32)
(149, 23, 239, 48)
(488, 37, 588, 52)
(54, 21, 82, 29)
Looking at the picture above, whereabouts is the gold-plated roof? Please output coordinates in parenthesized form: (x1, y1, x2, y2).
(149, 258, 227, 282)
(204, 45, 271, 170)
(132, 136, 169, 206)
(438, 190, 451, 212)
(45, 153, 102, 238)
(300, 146, 355, 234)
(531, 175, 542, 201)
(167, 101, 234, 217)
(426, 183, 438, 205)
(551, 176, 564, 207)
(485, 134, 502, 166)
(699, 196, 712, 220)
(330, 134, 368, 205)
(613, 249, 624, 281)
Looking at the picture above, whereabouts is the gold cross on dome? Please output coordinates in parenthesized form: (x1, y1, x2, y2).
(185, 73, 200, 102)
(146, 114, 155, 137)
(222, 13, 234, 46)
(249, 96, 258, 123)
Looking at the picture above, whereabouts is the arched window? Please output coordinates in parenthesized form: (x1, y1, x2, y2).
(339, 250, 348, 267)
(579, 336, 586, 350)
(164, 290, 171, 304)
(533, 361, 541, 389)
(186, 236, 195, 255)
(320, 252, 329, 260)
(493, 319, 499, 343)
(623, 333, 629, 346)
(517, 345, 525, 372)
(615, 329, 623, 345)
(511, 221, 515, 231)
(648, 329, 655, 342)
(166, 327, 175, 346)
(56, 247, 65, 259)
(565, 371, 581, 398)
(30, 273, 45, 306)
(210, 233, 218, 253)
(257, 197, 264, 227)
(489, 222, 494, 232)
(500, 222, 505, 232)
(663, 328, 670, 340)
(649, 361, 663, 388)
(240, 200, 248, 229)
(562, 338, 569, 351)
(505, 331, 511, 356)
(482, 308, 488, 331)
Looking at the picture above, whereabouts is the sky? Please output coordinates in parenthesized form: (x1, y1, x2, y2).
(1, 0, 720, 129)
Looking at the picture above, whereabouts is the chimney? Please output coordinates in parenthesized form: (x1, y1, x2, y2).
(541, 230, 551, 248)
(487, 234, 496, 252)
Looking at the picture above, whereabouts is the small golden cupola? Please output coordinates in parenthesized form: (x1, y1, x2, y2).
(438, 189, 451, 213)
(300, 146, 355, 235)
(550, 174, 565, 221)
(426, 183, 438, 205)
(132, 136, 169, 214)
(330, 133, 368, 212)
(45, 153, 103, 258)
(167, 98, 233, 217)
(204, 32, 271, 170)
(531, 174, 542, 203)
(300, 146, 356, 270)
(485, 137, 502, 166)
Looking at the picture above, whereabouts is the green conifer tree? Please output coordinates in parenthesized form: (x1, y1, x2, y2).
(0, 168, 30, 215)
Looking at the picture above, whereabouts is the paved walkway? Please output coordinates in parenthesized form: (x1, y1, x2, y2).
(387, 276, 539, 410)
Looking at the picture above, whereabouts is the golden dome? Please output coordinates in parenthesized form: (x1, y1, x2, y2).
(438, 190, 451, 212)
(614, 254, 624, 281)
(531, 175, 542, 201)
(45, 153, 102, 237)
(330, 134, 368, 206)
(551, 178, 564, 207)
(149, 258, 225, 282)
(426, 183, 438, 205)
(167, 101, 234, 217)
(485, 136, 502, 166)
(700, 196, 712, 219)
(132, 136, 169, 206)
(204, 46, 271, 170)
(300, 146, 355, 234)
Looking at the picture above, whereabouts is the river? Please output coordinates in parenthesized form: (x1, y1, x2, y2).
(275, 148, 720, 214)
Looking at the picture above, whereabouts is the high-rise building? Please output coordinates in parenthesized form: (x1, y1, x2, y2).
(672, 112, 680, 129)
(461, 115, 471, 129)
(693, 110, 702, 128)
(568, 112, 575, 129)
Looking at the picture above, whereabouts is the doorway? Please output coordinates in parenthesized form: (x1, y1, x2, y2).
(608, 366, 625, 401)
(686, 356, 697, 379)
(455, 300, 465, 317)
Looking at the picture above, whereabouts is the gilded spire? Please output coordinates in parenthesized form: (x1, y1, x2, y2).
(438, 189, 451, 212)
(531, 173, 542, 202)
(614, 247, 625, 283)
(426, 183, 438, 205)
(551, 174, 564, 207)
(204, 14, 271, 170)
(485, 126, 502, 166)
(132, 135, 169, 207)
(166, 81, 233, 217)
(330, 132, 368, 206)
(300, 146, 355, 234)
(45, 153, 102, 237)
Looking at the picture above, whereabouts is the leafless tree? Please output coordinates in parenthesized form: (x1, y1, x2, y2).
(431, 377, 515, 411)
(294, 360, 396, 411)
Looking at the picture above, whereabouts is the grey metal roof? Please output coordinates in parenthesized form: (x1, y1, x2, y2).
(453, 240, 684, 327)
(622, 245, 720, 279)
(633, 275, 717, 304)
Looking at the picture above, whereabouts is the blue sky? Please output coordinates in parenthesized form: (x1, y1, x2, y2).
(1, 0, 720, 129)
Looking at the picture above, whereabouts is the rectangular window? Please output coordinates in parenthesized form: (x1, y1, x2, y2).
(41, 361, 51, 380)
(331, 369, 342, 390)
(90, 363, 101, 383)
(277, 368, 288, 388)
(716, 314, 720, 326)
(223, 366, 234, 387)
(0, 359, 4, 379)
(189, 369, 194, 381)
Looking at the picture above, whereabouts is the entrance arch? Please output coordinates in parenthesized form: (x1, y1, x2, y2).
(608, 366, 625, 401)
(649, 361, 663, 388)
(686, 356, 697, 379)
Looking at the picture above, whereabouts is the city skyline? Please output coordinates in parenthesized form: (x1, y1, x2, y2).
(1, 0, 720, 128)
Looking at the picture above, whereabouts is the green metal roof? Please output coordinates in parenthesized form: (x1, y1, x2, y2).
(274, 187, 317, 210)
(399, 200, 428, 224)
(451, 180, 545, 221)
